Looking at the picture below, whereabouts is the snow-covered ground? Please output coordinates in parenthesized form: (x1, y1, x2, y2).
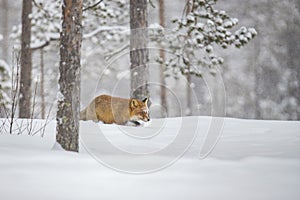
(0, 117, 300, 200)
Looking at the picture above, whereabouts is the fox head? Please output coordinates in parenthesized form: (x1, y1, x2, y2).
(129, 97, 150, 122)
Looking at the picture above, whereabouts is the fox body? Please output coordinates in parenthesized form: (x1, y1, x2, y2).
(80, 94, 150, 125)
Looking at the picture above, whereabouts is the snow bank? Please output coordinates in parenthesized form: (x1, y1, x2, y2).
(0, 117, 300, 200)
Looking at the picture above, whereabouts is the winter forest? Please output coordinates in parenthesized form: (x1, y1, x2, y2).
(0, 0, 299, 123)
(1, 1, 300, 199)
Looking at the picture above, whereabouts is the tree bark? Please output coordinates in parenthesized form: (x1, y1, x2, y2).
(185, 0, 192, 116)
(56, 0, 83, 152)
(1, 0, 9, 62)
(159, 0, 168, 117)
(286, 17, 300, 119)
(40, 48, 45, 119)
(19, 0, 32, 118)
(130, 0, 149, 101)
(253, 34, 262, 119)
(186, 67, 192, 116)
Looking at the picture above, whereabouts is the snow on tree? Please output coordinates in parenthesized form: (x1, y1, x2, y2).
(0, 59, 11, 116)
(10, 0, 300, 121)
(10, 0, 128, 52)
(9, 0, 129, 119)
(155, 0, 257, 78)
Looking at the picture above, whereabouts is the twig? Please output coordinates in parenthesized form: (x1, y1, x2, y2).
(16, 120, 24, 135)
(83, 0, 104, 12)
(104, 43, 129, 61)
(32, 0, 43, 10)
(32, 0, 52, 19)
(0, 110, 9, 133)
(31, 41, 50, 51)
(28, 81, 38, 135)
(9, 51, 21, 134)
(30, 35, 60, 51)
(149, 0, 156, 8)
(32, 102, 54, 137)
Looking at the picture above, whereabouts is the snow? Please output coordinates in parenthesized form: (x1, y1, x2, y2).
(0, 116, 300, 200)
(149, 23, 163, 30)
(116, 69, 130, 80)
(56, 91, 65, 102)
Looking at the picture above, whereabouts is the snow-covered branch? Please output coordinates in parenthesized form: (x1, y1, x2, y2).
(83, 26, 128, 39)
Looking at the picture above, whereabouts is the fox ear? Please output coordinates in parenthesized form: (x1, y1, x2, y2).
(130, 99, 138, 108)
(142, 97, 148, 104)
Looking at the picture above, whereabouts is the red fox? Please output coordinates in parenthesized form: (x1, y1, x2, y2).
(80, 94, 150, 125)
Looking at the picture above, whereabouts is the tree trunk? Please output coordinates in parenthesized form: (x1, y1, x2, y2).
(158, 0, 168, 117)
(19, 0, 32, 118)
(186, 67, 192, 116)
(1, 0, 9, 62)
(253, 36, 262, 119)
(56, 0, 83, 152)
(288, 1, 300, 119)
(130, 0, 149, 101)
(286, 18, 300, 119)
(40, 48, 45, 119)
(185, 0, 192, 116)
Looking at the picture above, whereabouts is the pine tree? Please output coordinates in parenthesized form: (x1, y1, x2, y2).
(1, 0, 9, 62)
(19, 0, 32, 118)
(158, 0, 168, 116)
(56, 0, 83, 152)
(162, 0, 257, 78)
(130, 0, 149, 101)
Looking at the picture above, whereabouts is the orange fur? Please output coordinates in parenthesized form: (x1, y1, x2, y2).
(80, 94, 150, 125)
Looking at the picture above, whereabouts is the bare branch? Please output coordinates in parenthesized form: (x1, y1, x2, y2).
(83, 0, 104, 12)
(104, 43, 129, 61)
(28, 81, 38, 135)
(30, 35, 60, 51)
(149, 0, 156, 8)
(32, 0, 52, 18)
(30, 25, 127, 50)
(10, 51, 21, 134)
(30, 41, 50, 51)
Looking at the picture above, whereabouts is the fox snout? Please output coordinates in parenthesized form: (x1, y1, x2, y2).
(141, 108, 150, 122)
(135, 109, 150, 122)
(142, 115, 150, 122)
